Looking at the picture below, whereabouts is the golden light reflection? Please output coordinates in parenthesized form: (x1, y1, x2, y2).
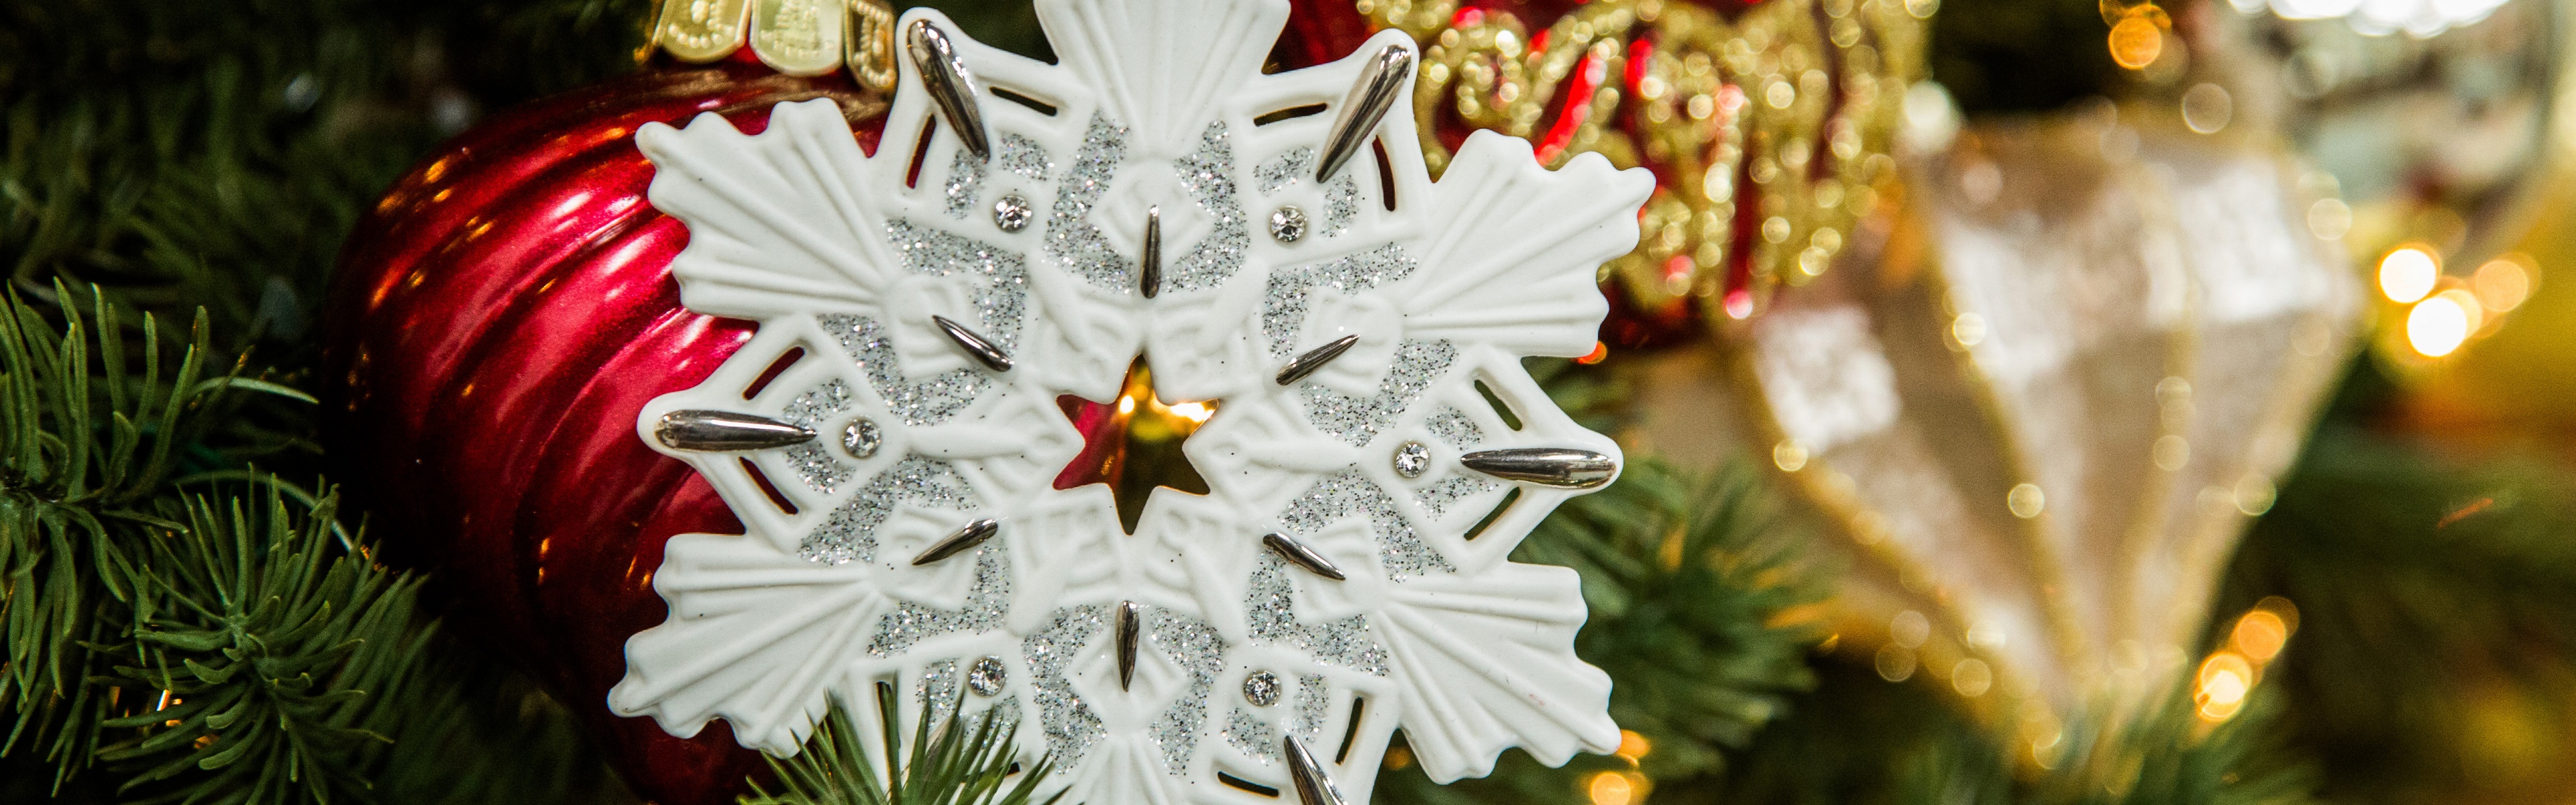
(2378, 246, 2439, 303)
(2473, 256, 2534, 313)
(2435, 288, 2486, 335)
(1616, 730, 1652, 762)
(1587, 771, 1635, 805)
(2195, 651, 2253, 721)
(2231, 610, 2288, 662)
(2407, 294, 2472, 358)
(2196, 599, 2296, 724)
(1054, 360, 1218, 533)
(2108, 12, 2165, 69)
(1167, 401, 1214, 423)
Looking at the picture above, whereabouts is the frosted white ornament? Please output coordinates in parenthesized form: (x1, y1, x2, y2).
(607, 1, 1654, 803)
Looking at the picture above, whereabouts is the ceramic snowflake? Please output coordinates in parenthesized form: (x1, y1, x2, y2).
(606, 1, 1654, 802)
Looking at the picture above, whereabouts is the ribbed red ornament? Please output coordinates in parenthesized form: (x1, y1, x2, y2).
(320, 51, 885, 805)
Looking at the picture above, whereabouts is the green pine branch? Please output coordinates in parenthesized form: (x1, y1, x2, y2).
(1374, 453, 1831, 805)
(745, 691, 1061, 805)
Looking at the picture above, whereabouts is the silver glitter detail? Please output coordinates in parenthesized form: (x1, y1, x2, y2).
(1290, 674, 1330, 740)
(784, 443, 855, 493)
(1243, 670, 1282, 706)
(1323, 172, 1358, 237)
(1246, 554, 1393, 673)
(883, 219, 1028, 349)
(998, 133, 1053, 180)
(1270, 206, 1307, 242)
(780, 379, 853, 427)
(819, 221, 1027, 426)
(1042, 113, 1136, 291)
(968, 656, 1006, 696)
(1424, 407, 1485, 448)
(1299, 339, 1458, 447)
(819, 314, 991, 426)
(800, 456, 977, 564)
(1146, 607, 1226, 775)
(920, 658, 963, 725)
(1256, 147, 1316, 195)
(943, 148, 986, 219)
(1392, 441, 1429, 478)
(869, 547, 1010, 655)
(1279, 470, 1453, 580)
(1224, 708, 1282, 763)
(1024, 606, 1108, 766)
(778, 380, 859, 492)
(993, 193, 1033, 233)
(1260, 243, 1418, 357)
(1412, 475, 1501, 519)
(843, 418, 882, 458)
(1167, 121, 1249, 292)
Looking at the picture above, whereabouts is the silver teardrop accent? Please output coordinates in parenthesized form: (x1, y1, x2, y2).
(905, 20, 991, 161)
(1262, 533, 1346, 581)
(1284, 735, 1350, 805)
(1140, 205, 1163, 299)
(1316, 44, 1415, 182)
(930, 315, 1012, 372)
(910, 518, 998, 566)
(1458, 447, 1618, 489)
(1116, 600, 1141, 691)
(655, 410, 816, 451)
(1275, 334, 1360, 386)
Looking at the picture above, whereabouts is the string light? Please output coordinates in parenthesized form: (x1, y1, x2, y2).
(2377, 246, 2438, 304)
(2196, 600, 2298, 724)
(2406, 294, 2471, 358)
(2473, 257, 2533, 313)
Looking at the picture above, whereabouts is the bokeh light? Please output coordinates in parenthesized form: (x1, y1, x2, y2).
(2196, 651, 2254, 721)
(2406, 295, 2471, 357)
(1587, 771, 1635, 805)
(2377, 246, 2438, 303)
(2108, 13, 2165, 69)
(2231, 610, 2288, 661)
(2474, 257, 2533, 313)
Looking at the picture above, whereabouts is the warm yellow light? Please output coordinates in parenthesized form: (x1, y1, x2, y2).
(2108, 14, 2163, 69)
(2474, 258, 2534, 313)
(2196, 651, 2253, 722)
(2231, 610, 2288, 662)
(1587, 771, 1635, 805)
(2378, 247, 2438, 303)
(2406, 296, 2471, 358)
(1616, 730, 1652, 761)
(2436, 288, 2485, 334)
(1167, 401, 1214, 423)
(1116, 396, 1137, 415)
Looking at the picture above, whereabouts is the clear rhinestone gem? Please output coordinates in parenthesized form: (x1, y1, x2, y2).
(1269, 206, 1307, 242)
(1392, 440, 1430, 478)
(993, 192, 1034, 233)
(842, 418, 881, 459)
(968, 655, 1006, 696)
(1242, 669, 1281, 706)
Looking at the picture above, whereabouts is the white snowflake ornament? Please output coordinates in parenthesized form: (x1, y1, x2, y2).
(608, 0, 1655, 802)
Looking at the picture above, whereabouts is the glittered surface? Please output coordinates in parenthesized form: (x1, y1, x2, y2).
(1245, 555, 1393, 672)
(1168, 121, 1249, 292)
(1041, 113, 1136, 292)
(800, 456, 979, 564)
(1260, 243, 1418, 356)
(1298, 339, 1457, 447)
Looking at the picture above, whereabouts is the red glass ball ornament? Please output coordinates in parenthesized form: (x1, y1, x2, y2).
(320, 52, 885, 805)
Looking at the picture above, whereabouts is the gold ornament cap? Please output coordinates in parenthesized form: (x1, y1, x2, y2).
(650, 0, 899, 90)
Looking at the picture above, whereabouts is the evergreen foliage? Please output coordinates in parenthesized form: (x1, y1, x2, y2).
(742, 692, 1059, 805)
